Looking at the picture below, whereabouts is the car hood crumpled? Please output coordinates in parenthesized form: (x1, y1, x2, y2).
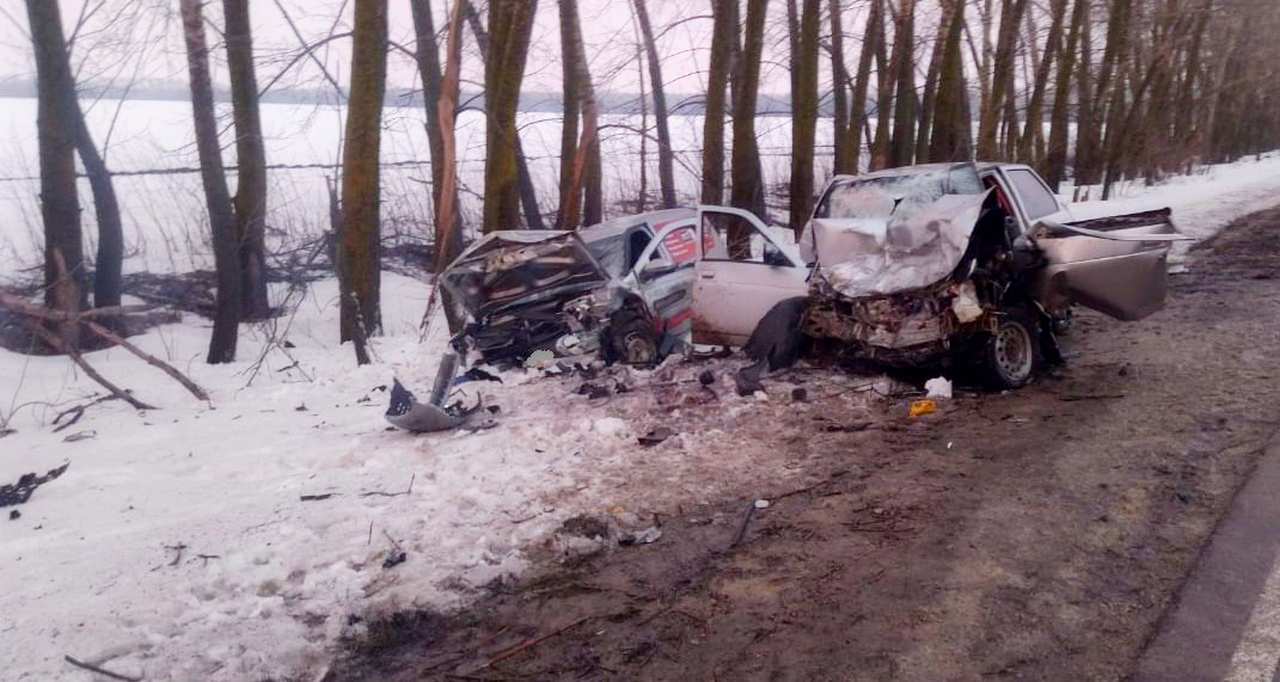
(802, 189, 989, 298)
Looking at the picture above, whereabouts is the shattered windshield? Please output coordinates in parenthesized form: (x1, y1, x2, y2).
(815, 165, 984, 222)
(584, 234, 628, 278)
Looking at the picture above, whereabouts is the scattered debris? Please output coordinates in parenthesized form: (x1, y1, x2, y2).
(575, 382, 610, 400)
(458, 367, 502, 384)
(637, 427, 674, 447)
(729, 501, 758, 549)
(62, 430, 97, 443)
(523, 349, 557, 370)
(925, 376, 953, 399)
(908, 399, 937, 417)
(382, 530, 407, 569)
(0, 461, 70, 508)
(9, 509, 20, 520)
(698, 369, 716, 386)
(300, 493, 340, 502)
(618, 526, 663, 546)
(63, 655, 141, 682)
(791, 387, 808, 402)
(754, 499, 771, 509)
(735, 363, 766, 396)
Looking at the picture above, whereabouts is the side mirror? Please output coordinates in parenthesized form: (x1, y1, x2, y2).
(640, 258, 675, 279)
(763, 246, 791, 267)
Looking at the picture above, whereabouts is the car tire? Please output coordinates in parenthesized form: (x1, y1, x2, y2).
(608, 315, 660, 367)
(981, 309, 1041, 389)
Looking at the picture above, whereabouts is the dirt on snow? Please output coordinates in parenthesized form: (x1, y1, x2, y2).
(327, 206, 1280, 681)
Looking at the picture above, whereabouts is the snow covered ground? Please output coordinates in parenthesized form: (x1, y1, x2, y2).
(4, 140, 1280, 679)
(1, 274, 884, 681)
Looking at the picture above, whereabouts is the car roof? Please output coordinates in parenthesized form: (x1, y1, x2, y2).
(578, 207, 696, 241)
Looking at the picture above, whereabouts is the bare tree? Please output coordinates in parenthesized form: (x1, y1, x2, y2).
(731, 0, 769, 216)
(633, 0, 677, 208)
(463, 0, 545, 230)
(790, 0, 821, 233)
(479, 0, 539, 231)
(339, 0, 388, 365)
(888, 0, 918, 167)
(976, 0, 1030, 160)
(849, 0, 883, 172)
(179, 0, 239, 363)
(224, 0, 270, 320)
(929, 0, 971, 161)
(829, 0, 854, 174)
(409, 0, 462, 272)
(25, 0, 85, 347)
(702, 0, 734, 203)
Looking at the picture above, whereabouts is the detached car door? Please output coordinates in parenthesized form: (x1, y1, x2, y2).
(998, 166, 1189, 321)
(691, 207, 808, 346)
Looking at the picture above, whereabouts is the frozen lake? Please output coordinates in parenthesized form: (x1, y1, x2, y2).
(0, 96, 837, 277)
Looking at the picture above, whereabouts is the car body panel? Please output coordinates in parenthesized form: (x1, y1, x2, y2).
(690, 206, 809, 346)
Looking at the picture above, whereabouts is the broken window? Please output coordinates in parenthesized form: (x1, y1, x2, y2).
(701, 212, 788, 266)
(1006, 169, 1060, 221)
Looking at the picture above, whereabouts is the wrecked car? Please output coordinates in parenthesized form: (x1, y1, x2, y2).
(439, 206, 807, 368)
(694, 161, 1188, 388)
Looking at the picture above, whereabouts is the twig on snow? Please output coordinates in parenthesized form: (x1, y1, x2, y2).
(359, 473, 416, 498)
(23, 320, 156, 411)
(63, 655, 141, 682)
(483, 616, 591, 669)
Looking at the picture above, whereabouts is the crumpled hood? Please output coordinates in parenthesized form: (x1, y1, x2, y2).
(802, 189, 989, 298)
(440, 230, 611, 318)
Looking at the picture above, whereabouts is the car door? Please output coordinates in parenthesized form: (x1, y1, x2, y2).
(625, 220, 701, 340)
(691, 206, 809, 346)
(997, 166, 1188, 321)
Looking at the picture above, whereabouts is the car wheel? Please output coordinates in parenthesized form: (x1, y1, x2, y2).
(982, 311, 1040, 389)
(609, 316, 659, 366)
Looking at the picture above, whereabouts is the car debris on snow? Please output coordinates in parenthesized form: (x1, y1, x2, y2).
(1, 460, 70, 508)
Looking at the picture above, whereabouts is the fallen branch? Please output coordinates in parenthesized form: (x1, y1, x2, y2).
(63, 655, 141, 682)
(483, 616, 590, 669)
(24, 321, 156, 410)
(2, 291, 207, 405)
(729, 502, 757, 549)
(1059, 393, 1127, 402)
(84, 320, 209, 401)
(0, 291, 155, 321)
(359, 473, 416, 498)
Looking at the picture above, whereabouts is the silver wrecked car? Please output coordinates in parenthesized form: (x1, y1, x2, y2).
(690, 162, 1189, 387)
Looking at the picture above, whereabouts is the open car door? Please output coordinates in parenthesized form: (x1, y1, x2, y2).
(1031, 208, 1192, 321)
(691, 206, 808, 346)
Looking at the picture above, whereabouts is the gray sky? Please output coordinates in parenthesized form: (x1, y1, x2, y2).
(0, 0, 822, 98)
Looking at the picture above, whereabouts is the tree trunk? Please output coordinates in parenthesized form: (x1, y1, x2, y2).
(179, 0, 240, 364)
(888, 0, 918, 167)
(73, 110, 122, 313)
(1018, 0, 1067, 169)
(25, 0, 85, 348)
(479, 0, 539, 232)
(829, 0, 853, 174)
(409, 0, 462, 272)
(556, 0, 583, 229)
(339, 0, 388, 364)
(731, 0, 769, 216)
(929, 0, 972, 161)
(224, 0, 270, 320)
(790, 0, 821, 233)
(463, 0, 544, 230)
(436, 0, 465, 334)
(1045, 0, 1082, 188)
(869, 0, 893, 170)
(633, 0, 677, 209)
(977, 0, 1030, 159)
(1072, 0, 1095, 185)
(849, 0, 882, 173)
(914, 0, 952, 164)
(702, 0, 734, 203)
(558, 0, 600, 229)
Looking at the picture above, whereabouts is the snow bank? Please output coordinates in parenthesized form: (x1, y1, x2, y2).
(0, 274, 850, 680)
